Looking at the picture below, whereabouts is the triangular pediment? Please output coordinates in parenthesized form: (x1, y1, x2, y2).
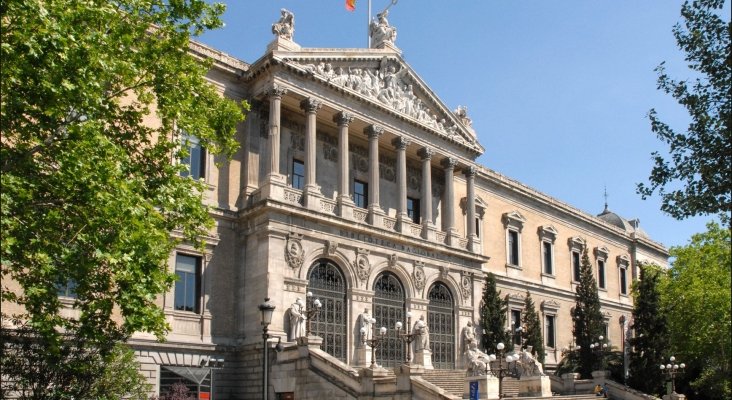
(259, 50, 484, 155)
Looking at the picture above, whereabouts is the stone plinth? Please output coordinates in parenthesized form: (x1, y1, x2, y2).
(464, 375, 500, 400)
(395, 364, 425, 392)
(413, 349, 433, 369)
(354, 345, 372, 368)
(518, 375, 552, 397)
(562, 372, 581, 394)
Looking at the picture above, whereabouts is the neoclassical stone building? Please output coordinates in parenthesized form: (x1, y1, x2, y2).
(127, 11, 668, 399)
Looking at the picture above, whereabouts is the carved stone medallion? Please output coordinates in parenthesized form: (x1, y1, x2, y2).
(354, 249, 371, 282)
(413, 261, 426, 292)
(461, 273, 472, 299)
(285, 233, 305, 270)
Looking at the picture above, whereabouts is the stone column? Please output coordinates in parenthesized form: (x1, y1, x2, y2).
(334, 111, 355, 218)
(442, 157, 460, 246)
(300, 97, 323, 209)
(364, 124, 385, 225)
(266, 85, 287, 183)
(465, 166, 478, 251)
(418, 147, 435, 240)
(392, 136, 410, 233)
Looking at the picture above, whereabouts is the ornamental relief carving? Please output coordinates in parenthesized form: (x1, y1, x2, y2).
(354, 248, 371, 282)
(285, 233, 305, 270)
(461, 273, 472, 299)
(413, 261, 426, 292)
(291, 58, 477, 147)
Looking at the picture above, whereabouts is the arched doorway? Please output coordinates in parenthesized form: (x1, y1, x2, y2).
(307, 260, 347, 362)
(428, 282, 455, 369)
(372, 272, 405, 367)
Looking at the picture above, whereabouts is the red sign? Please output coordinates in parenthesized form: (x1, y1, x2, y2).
(199, 392, 210, 400)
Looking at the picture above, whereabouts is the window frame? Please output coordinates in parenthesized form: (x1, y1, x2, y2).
(407, 196, 421, 224)
(174, 253, 202, 314)
(179, 132, 206, 180)
(545, 314, 556, 349)
(502, 211, 526, 269)
(292, 159, 305, 190)
(572, 250, 581, 282)
(56, 279, 78, 299)
(617, 255, 630, 296)
(353, 179, 368, 209)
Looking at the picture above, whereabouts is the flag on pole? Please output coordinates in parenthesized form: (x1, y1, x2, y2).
(345, 0, 357, 11)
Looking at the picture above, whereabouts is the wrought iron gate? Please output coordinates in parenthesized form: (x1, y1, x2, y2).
(428, 282, 455, 369)
(307, 260, 347, 362)
(372, 272, 405, 367)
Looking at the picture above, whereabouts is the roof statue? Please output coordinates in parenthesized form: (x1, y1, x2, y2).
(370, 9, 397, 48)
(272, 8, 294, 40)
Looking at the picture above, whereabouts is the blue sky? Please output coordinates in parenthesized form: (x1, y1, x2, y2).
(198, 0, 723, 249)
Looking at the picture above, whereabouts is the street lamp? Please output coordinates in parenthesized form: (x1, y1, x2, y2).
(258, 298, 276, 400)
(489, 342, 516, 398)
(659, 356, 685, 394)
(304, 291, 323, 336)
(395, 311, 419, 365)
(362, 325, 388, 369)
(589, 335, 608, 370)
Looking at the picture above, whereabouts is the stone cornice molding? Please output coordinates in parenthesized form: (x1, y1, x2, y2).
(502, 210, 526, 231)
(538, 225, 559, 242)
(594, 246, 610, 260)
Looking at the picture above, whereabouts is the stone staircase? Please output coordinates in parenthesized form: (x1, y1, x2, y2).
(420, 370, 601, 400)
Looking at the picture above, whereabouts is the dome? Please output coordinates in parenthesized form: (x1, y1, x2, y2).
(596, 207, 649, 239)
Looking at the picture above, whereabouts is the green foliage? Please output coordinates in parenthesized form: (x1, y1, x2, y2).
(0, 0, 246, 352)
(1, 321, 149, 399)
(521, 291, 545, 364)
(627, 263, 669, 396)
(479, 273, 510, 353)
(571, 246, 605, 378)
(555, 349, 624, 383)
(661, 222, 731, 399)
(637, 0, 731, 223)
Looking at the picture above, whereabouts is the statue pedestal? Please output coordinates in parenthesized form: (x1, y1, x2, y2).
(464, 375, 500, 400)
(517, 375, 552, 397)
(413, 349, 433, 369)
(354, 345, 372, 368)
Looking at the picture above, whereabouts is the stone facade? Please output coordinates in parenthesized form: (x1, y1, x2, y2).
(50, 11, 670, 399)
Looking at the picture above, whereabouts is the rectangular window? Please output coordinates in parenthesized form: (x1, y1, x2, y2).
(353, 180, 368, 209)
(511, 310, 522, 346)
(508, 230, 519, 266)
(179, 133, 205, 180)
(407, 197, 420, 224)
(546, 315, 556, 348)
(160, 367, 211, 398)
(174, 254, 201, 313)
(620, 267, 628, 295)
(56, 279, 77, 298)
(475, 217, 481, 238)
(292, 159, 305, 190)
(598, 260, 606, 289)
(572, 251, 581, 282)
(542, 241, 553, 275)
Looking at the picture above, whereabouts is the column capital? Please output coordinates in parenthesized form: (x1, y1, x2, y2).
(300, 97, 323, 113)
(265, 84, 288, 100)
(364, 124, 384, 139)
(463, 165, 477, 177)
(441, 157, 458, 169)
(418, 147, 434, 161)
(333, 111, 355, 127)
(391, 136, 411, 150)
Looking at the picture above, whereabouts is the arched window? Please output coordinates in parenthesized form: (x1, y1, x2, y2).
(307, 260, 347, 362)
(427, 282, 455, 369)
(372, 272, 405, 367)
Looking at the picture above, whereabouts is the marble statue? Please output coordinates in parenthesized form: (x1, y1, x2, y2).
(369, 9, 397, 47)
(466, 341, 492, 376)
(461, 321, 477, 358)
(359, 308, 374, 341)
(288, 297, 306, 341)
(413, 315, 430, 351)
(272, 9, 294, 40)
(516, 349, 545, 377)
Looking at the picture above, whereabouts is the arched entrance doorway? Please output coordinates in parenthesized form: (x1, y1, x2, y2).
(307, 260, 347, 362)
(427, 282, 455, 369)
(372, 272, 405, 367)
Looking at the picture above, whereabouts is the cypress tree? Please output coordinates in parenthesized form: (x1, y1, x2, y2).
(572, 245, 605, 378)
(479, 273, 510, 353)
(522, 291, 545, 363)
(628, 263, 669, 396)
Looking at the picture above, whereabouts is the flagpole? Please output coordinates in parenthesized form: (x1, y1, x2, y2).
(367, 0, 371, 48)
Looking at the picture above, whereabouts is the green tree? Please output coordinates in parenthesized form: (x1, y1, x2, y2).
(0, 0, 246, 392)
(521, 291, 545, 364)
(660, 222, 731, 399)
(627, 263, 669, 396)
(479, 273, 510, 353)
(571, 246, 605, 378)
(637, 0, 731, 223)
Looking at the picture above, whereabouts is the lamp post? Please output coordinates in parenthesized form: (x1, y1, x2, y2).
(489, 342, 517, 398)
(589, 335, 608, 371)
(619, 315, 627, 384)
(304, 291, 323, 336)
(395, 311, 420, 365)
(258, 298, 276, 400)
(659, 356, 685, 394)
(362, 325, 388, 368)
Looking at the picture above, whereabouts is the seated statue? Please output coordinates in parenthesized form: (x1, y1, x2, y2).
(516, 350, 544, 377)
(369, 9, 397, 48)
(466, 341, 492, 376)
(272, 9, 294, 40)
